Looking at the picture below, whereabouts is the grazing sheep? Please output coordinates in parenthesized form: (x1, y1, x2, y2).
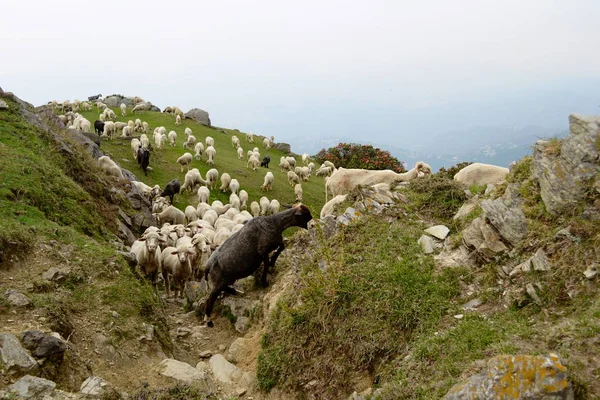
(250, 201, 260, 217)
(205, 146, 216, 166)
(247, 150, 254, 161)
(229, 193, 241, 210)
(155, 133, 166, 149)
(287, 171, 300, 186)
(259, 196, 270, 215)
(279, 157, 290, 172)
(134, 119, 143, 132)
(239, 190, 248, 210)
(177, 152, 193, 172)
(132, 96, 144, 105)
(206, 169, 219, 189)
(137, 148, 150, 176)
(142, 121, 149, 133)
(132, 181, 161, 199)
(202, 204, 313, 326)
(325, 161, 432, 201)
(152, 196, 170, 214)
(183, 134, 197, 149)
(316, 166, 334, 177)
(185, 205, 198, 223)
(103, 108, 117, 120)
(168, 130, 177, 146)
(237, 147, 244, 160)
(163, 106, 173, 113)
(197, 186, 210, 204)
(205, 136, 215, 147)
(297, 166, 310, 181)
(247, 156, 260, 171)
(261, 156, 271, 168)
(302, 153, 309, 166)
(122, 126, 132, 138)
(161, 244, 195, 298)
(115, 121, 127, 130)
(98, 156, 123, 178)
(269, 199, 280, 214)
(80, 119, 91, 133)
(120, 103, 127, 116)
(246, 132, 254, 142)
(96, 101, 107, 112)
(103, 121, 116, 139)
(131, 232, 164, 291)
(194, 142, 205, 160)
(185, 127, 192, 136)
(140, 134, 150, 150)
(219, 173, 232, 192)
(161, 179, 181, 204)
(294, 183, 303, 202)
(320, 194, 348, 219)
(263, 137, 272, 149)
(286, 156, 296, 169)
(229, 179, 240, 195)
(308, 162, 315, 173)
(154, 205, 186, 225)
(181, 168, 207, 193)
(132, 103, 148, 114)
(81, 102, 92, 111)
(253, 150, 261, 161)
(98, 113, 105, 122)
(261, 172, 274, 191)
(131, 138, 141, 160)
(454, 163, 509, 186)
(231, 135, 240, 148)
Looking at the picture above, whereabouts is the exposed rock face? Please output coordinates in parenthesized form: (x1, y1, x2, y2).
(185, 108, 211, 126)
(0, 332, 37, 375)
(7, 375, 56, 399)
(481, 190, 528, 247)
(453, 195, 480, 220)
(273, 142, 291, 153)
(444, 354, 573, 400)
(462, 217, 508, 258)
(454, 162, 510, 186)
(531, 114, 600, 215)
(80, 376, 111, 397)
(19, 330, 67, 360)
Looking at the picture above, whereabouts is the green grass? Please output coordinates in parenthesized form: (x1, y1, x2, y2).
(78, 107, 327, 219)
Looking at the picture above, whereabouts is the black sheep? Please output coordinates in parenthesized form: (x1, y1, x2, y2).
(201, 204, 313, 327)
(261, 155, 271, 168)
(137, 148, 150, 176)
(160, 179, 181, 204)
(94, 120, 105, 135)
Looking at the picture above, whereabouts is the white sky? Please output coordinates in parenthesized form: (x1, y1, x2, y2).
(2, 0, 600, 149)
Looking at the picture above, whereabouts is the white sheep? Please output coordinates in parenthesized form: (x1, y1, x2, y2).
(203, 209, 219, 226)
(168, 130, 177, 146)
(142, 121, 149, 133)
(229, 179, 240, 195)
(197, 186, 210, 204)
(115, 121, 127, 131)
(286, 156, 296, 169)
(103, 121, 116, 139)
(287, 171, 300, 186)
(155, 133, 166, 149)
(152, 196, 170, 214)
(154, 205, 186, 225)
(161, 244, 195, 298)
(194, 142, 204, 160)
(80, 119, 91, 133)
(302, 153, 309, 166)
(140, 134, 150, 150)
(132, 103, 148, 114)
(120, 103, 127, 116)
(196, 202, 212, 218)
(122, 126, 132, 137)
(308, 162, 315, 173)
(298, 166, 310, 181)
(185, 127, 192, 136)
(239, 190, 248, 210)
(261, 172, 274, 191)
(215, 217, 236, 231)
(98, 113, 105, 122)
(263, 137, 272, 149)
(176, 152, 193, 172)
(246, 132, 254, 143)
(127, 120, 135, 131)
(185, 205, 198, 223)
(131, 139, 141, 160)
(205, 145, 216, 166)
(98, 155, 123, 178)
(219, 173, 232, 192)
(231, 135, 241, 148)
(320, 194, 348, 218)
(259, 196, 270, 215)
(134, 119, 143, 132)
(247, 150, 254, 160)
(269, 199, 280, 214)
(81, 102, 92, 111)
(132, 181, 161, 199)
(229, 193, 241, 210)
(250, 201, 260, 217)
(247, 155, 260, 171)
(279, 157, 291, 172)
(454, 163, 509, 186)
(103, 108, 116, 120)
(295, 183, 303, 202)
(212, 200, 231, 216)
(237, 146, 244, 160)
(206, 168, 219, 189)
(181, 168, 207, 193)
(130, 232, 163, 291)
(213, 227, 232, 248)
(183, 134, 197, 149)
(205, 136, 214, 147)
(316, 166, 334, 177)
(96, 101, 107, 112)
(175, 114, 182, 125)
(325, 161, 432, 201)
(132, 96, 144, 105)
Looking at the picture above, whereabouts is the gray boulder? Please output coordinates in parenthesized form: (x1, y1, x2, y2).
(19, 330, 67, 360)
(0, 99, 8, 110)
(159, 359, 206, 383)
(80, 376, 111, 397)
(418, 235, 436, 254)
(481, 186, 527, 247)
(0, 332, 37, 375)
(7, 375, 56, 399)
(5, 289, 32, 307)
(209, 354, 243, 385)
(462, 217, 508, 258)
(273, 142, 291, 153)
(531, 113, 600, 215)
(185, 108, 211, 126)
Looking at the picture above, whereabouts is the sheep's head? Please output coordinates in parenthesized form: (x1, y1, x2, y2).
(172, 247, 196, 263)
(292, 204, 313, 229)
(140, 232, 161, 253)
(415, 161, 432, 177)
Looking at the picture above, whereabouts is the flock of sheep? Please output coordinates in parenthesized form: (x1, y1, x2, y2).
(50, 97, 435, 326)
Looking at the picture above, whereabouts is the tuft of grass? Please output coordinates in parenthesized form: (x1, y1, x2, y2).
(405, 175, 468, 224)
(257, 216, 465, 395)
(129, 383, 214, 400)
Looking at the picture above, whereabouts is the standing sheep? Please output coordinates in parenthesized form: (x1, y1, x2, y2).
(161, 179, 181, 204)
(175, 114, 182, 125)
(294, 183, 303, 202)
(183, 134, 197, 149)
(194, 142, 204, 160)
(140, 134, 150, 150)
(205, 146, 216, 166)
(237, 147, 244, 160)
(219, 173, 232, 192)
(131, 138, 141, 160)
(154, 205, 186, 225)
(261, 172, 274, 191)
(247, 156, 260, 171)
(177, 152, 193, 172)
(161, 244, 195, 298)
(181, 168, 207, 193)
(287, 171, 300, 186)
(250, 201, 260, 217)
(263, 137, 272, 149)
(229, 193, 241, 210)
(259, 196, 270, 215)
(168, 130, 177, 146)
(205, 136, 214, 147)
(269, 199, 280, 214)
(206, 169, 219, 189)
(130, 232, 163, 292)
(239, 190, 248, 210)
(197, 186, 210, 204)
(229, 179, 240, 195)
(120, 103, 127, 116)
(201, 204, 313, 326)
(103, 121, 116, 139)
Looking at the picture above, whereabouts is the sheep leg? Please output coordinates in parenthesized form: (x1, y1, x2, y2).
(269, 244, 285, 267)
(162, 271, 171, 298)
(204, 285, 224, 328)
(260, 255, 271, 286)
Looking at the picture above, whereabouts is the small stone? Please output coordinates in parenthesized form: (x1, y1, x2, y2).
(111, 311, 119, 318)
(80, 376, 110, 396)
(235, 388, 247, 396)
(418, 235, 436, 254)
(42, 267, 66, 282)
(0, 100, 8, 110)
(196, 361, 209, 373)
(176, 328, 191, 338)
(454, 314, 464, 319)
(583, 265, 598, 280)
(463, 298, 483, 310)
(8, 375, 56, 399)
(218, 344, 226, 351)
(5, 289, 32, 307)
(425, 225, 450, 240)
(526, 283, 542, 306)
(199, 350, 213, 358)
(0, 332, 37, 374)
(531, 249, 551, 271)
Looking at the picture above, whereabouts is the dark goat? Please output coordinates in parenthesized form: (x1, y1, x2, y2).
(161, 179, 181, 204)
(202, 204, 313, 327)
(137, 148, 150, 176)
(261, 156, 271, 168)
(94, 120, 105, 135)
(88, 94, 102, 101)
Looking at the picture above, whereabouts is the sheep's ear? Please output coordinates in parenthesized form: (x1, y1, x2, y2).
(185, 228, 191, 232)
(170, 251, 179, 255)
(138, 237, 147, 242)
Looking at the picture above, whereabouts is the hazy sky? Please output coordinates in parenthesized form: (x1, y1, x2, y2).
(2, 0, 600, 154)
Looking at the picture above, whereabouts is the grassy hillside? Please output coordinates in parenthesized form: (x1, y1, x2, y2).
(78, 107, 327, 218)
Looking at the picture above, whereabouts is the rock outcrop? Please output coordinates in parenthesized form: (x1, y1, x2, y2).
(532, 113, 600, 215)
(185, 108, 211, 126)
